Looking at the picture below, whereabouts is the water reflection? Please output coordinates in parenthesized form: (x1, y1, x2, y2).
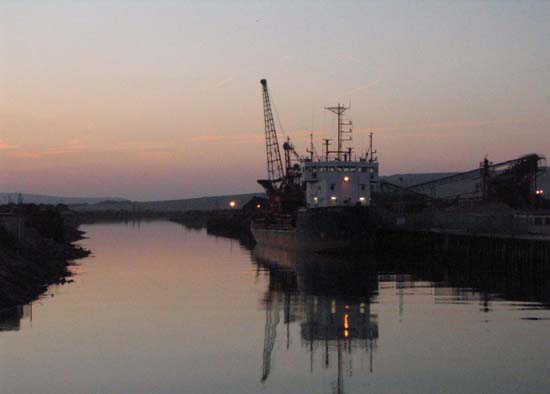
(1, 223, 550, 394)
(251, 242, 550, 393)
(375, 251, 550, 309)
(252, 246, 379, 393)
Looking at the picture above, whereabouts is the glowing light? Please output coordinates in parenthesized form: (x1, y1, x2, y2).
(256, 204, 261, 208)
(331, 196, 337, 201)
(229, 201, 236, 208)
(359, 197, 366, 202)
(536, 189, 544, 195)
(344, 314, 349, 337)
(344, 176, 350, 182)
(313, 197, 319, 203)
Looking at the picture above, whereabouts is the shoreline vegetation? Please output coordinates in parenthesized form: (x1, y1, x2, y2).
(0, 204, 90, 310)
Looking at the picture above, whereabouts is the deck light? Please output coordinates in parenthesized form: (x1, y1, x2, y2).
(331, 196, 337, 201)
(256, 204, 261, 208)
(359, 197, 366, 202)
(536, 189, 544, 195)
(229, 201, 236, 208)
(344, 176, 350, 182)
(313, 197, 319, 203)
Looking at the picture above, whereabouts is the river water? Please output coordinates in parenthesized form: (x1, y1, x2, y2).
(1, 221, 550, 394)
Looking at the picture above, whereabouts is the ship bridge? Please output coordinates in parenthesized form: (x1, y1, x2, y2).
(303, 160, 379, 208)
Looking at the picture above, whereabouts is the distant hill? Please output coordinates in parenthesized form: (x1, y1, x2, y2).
(7, 168, 550, 212)
(70, 192, 265, 212)
(0, 193, 129, 205)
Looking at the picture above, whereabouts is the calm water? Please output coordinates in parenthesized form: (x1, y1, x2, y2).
(1, 221, 550, 394)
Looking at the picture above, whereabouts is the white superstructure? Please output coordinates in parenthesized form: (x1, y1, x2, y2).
(302, 160, 379, 208)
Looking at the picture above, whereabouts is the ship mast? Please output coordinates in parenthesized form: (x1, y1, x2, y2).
(325, 104, 352, 161)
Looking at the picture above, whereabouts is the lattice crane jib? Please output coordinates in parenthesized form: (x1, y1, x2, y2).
(261, 79, 284, 184)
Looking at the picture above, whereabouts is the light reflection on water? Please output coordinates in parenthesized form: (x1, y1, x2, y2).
(1, 220, 549, 394)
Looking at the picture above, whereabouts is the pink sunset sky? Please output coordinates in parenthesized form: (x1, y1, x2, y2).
(1, 1, 549, 200)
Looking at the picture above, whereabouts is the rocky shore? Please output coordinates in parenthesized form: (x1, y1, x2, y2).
(0, 205, 90, 310)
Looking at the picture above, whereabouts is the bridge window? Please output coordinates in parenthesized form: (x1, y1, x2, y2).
(330, 184, 335, 190)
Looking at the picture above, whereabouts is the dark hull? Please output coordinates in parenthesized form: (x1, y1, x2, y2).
(251, 206, 378, 252)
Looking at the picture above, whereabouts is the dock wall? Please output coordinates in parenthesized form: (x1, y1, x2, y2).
(377, 229, 550, 275)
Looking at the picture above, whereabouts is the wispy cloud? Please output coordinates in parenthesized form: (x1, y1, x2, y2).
(45, 139, 87, 155)
(191, 134, 263, 144)
(341, 80, 380, 96)
(215, 75, 238, 88)
(109, 140, 177, 154)
(214, 64, 257, 89)
(8, 139, 88, 158)
(0, 139, 18, 150)
(368, 118, 529, 134)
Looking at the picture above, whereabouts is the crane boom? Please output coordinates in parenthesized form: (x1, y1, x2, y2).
(261, 79, 284, 184)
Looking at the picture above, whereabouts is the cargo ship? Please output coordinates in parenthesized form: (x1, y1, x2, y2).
(251, 79, 380, 252)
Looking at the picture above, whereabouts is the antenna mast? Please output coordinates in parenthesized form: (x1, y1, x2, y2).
(368, 132, 377, 162)
(322, 139, 332, 161)
(306, 133, 320, 161)
(261, 79, 284, 184)
(325, 104, 351, 161)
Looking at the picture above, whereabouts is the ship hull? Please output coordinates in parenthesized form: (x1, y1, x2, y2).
(251, 206, 378, 252)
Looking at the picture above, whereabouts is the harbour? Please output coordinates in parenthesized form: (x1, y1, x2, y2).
(1, 221, 549, 394)
(1, 2, 550, 393)
(249, 79, 550, 254)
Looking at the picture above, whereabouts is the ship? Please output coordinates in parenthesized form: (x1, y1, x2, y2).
(251, 79, 380, 252)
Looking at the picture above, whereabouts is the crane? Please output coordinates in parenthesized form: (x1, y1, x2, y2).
(259, 79, 284, 192)
(258, 79, 305, 214)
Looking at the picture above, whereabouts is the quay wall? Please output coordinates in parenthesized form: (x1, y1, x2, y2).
(377, 229, 550, 274)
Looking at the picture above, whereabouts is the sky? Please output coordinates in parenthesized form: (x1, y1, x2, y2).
(1, 1, 549, 200)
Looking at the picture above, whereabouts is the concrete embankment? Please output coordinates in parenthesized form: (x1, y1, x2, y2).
(377, 228, 550, 276)
(0, 205, 90, 310)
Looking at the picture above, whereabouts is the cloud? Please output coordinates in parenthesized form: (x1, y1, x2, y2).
(363, 118, 534, 135)
(109, 140, 177, 154)
(0, 139, 18, 150)
(191, 134, 263, 144)
(7, 139, 88, 158)
(214, 64, 257, 89)
(341, 80, 380, 96)
(45, 139, 88, 155)
(215, 76, 237, 88)
(191, 135, 227, 142)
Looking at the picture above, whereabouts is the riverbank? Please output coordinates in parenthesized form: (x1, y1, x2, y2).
(0, 205, 90, 310)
